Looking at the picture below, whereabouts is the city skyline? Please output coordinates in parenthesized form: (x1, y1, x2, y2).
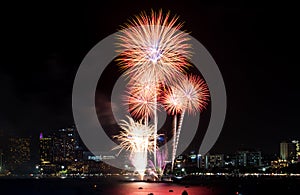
(1, 1, 300, 156)
(2, 125, 299, 160)
(1, 125, 299, 176)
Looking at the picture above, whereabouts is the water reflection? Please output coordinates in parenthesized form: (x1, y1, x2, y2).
(102, 182, 218, 195)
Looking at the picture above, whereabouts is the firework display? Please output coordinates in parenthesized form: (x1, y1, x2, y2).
(113, 10, 210, 180)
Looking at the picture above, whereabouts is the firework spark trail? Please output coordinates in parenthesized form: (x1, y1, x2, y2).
(116, 10, 191, 166)
(113, 116, 156, 179)
(153, 84, 158, 166)
(171, 116, 177, 171)
(174, 75, 210, 161)
(161, 87, 185, 171)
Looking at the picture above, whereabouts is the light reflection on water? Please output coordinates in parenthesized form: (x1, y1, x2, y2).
(103, 182, 218, 195)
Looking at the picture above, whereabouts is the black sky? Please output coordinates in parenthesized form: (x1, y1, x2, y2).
(0, 1, 299, 154)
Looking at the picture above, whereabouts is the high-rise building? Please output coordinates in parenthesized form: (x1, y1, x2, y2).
(280, 141, 289, 160)
(52, 127, 76, 163)
(291, 140, 300, 162)
(209, 154, 225, 168)
(280, 140, 298, 161)
(236, 150, 262, 167)
(5, 137, 31, 173)
(39, 127, 81, 174)
(0, 149, 3, 172)
(39, 132, 53, 164)
(0, 130, 4, 172)
(200, 153, 225, 169)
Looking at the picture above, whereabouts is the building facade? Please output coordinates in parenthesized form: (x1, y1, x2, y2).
(39, 132, 53, 164)
(5, 137, 31, 173)
(236, 150, 262, 167)
(280, 140, 299, 162)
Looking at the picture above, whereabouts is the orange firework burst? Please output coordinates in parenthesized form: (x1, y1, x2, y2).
(128, 78, 160, 96)
(178, 74, 210, 114)
(124, 80, 160, 120)
(116, 9, 191, 83)
(161, 87, 184, 116)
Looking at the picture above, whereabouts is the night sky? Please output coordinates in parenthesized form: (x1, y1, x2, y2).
(1, 1, 299, 155)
